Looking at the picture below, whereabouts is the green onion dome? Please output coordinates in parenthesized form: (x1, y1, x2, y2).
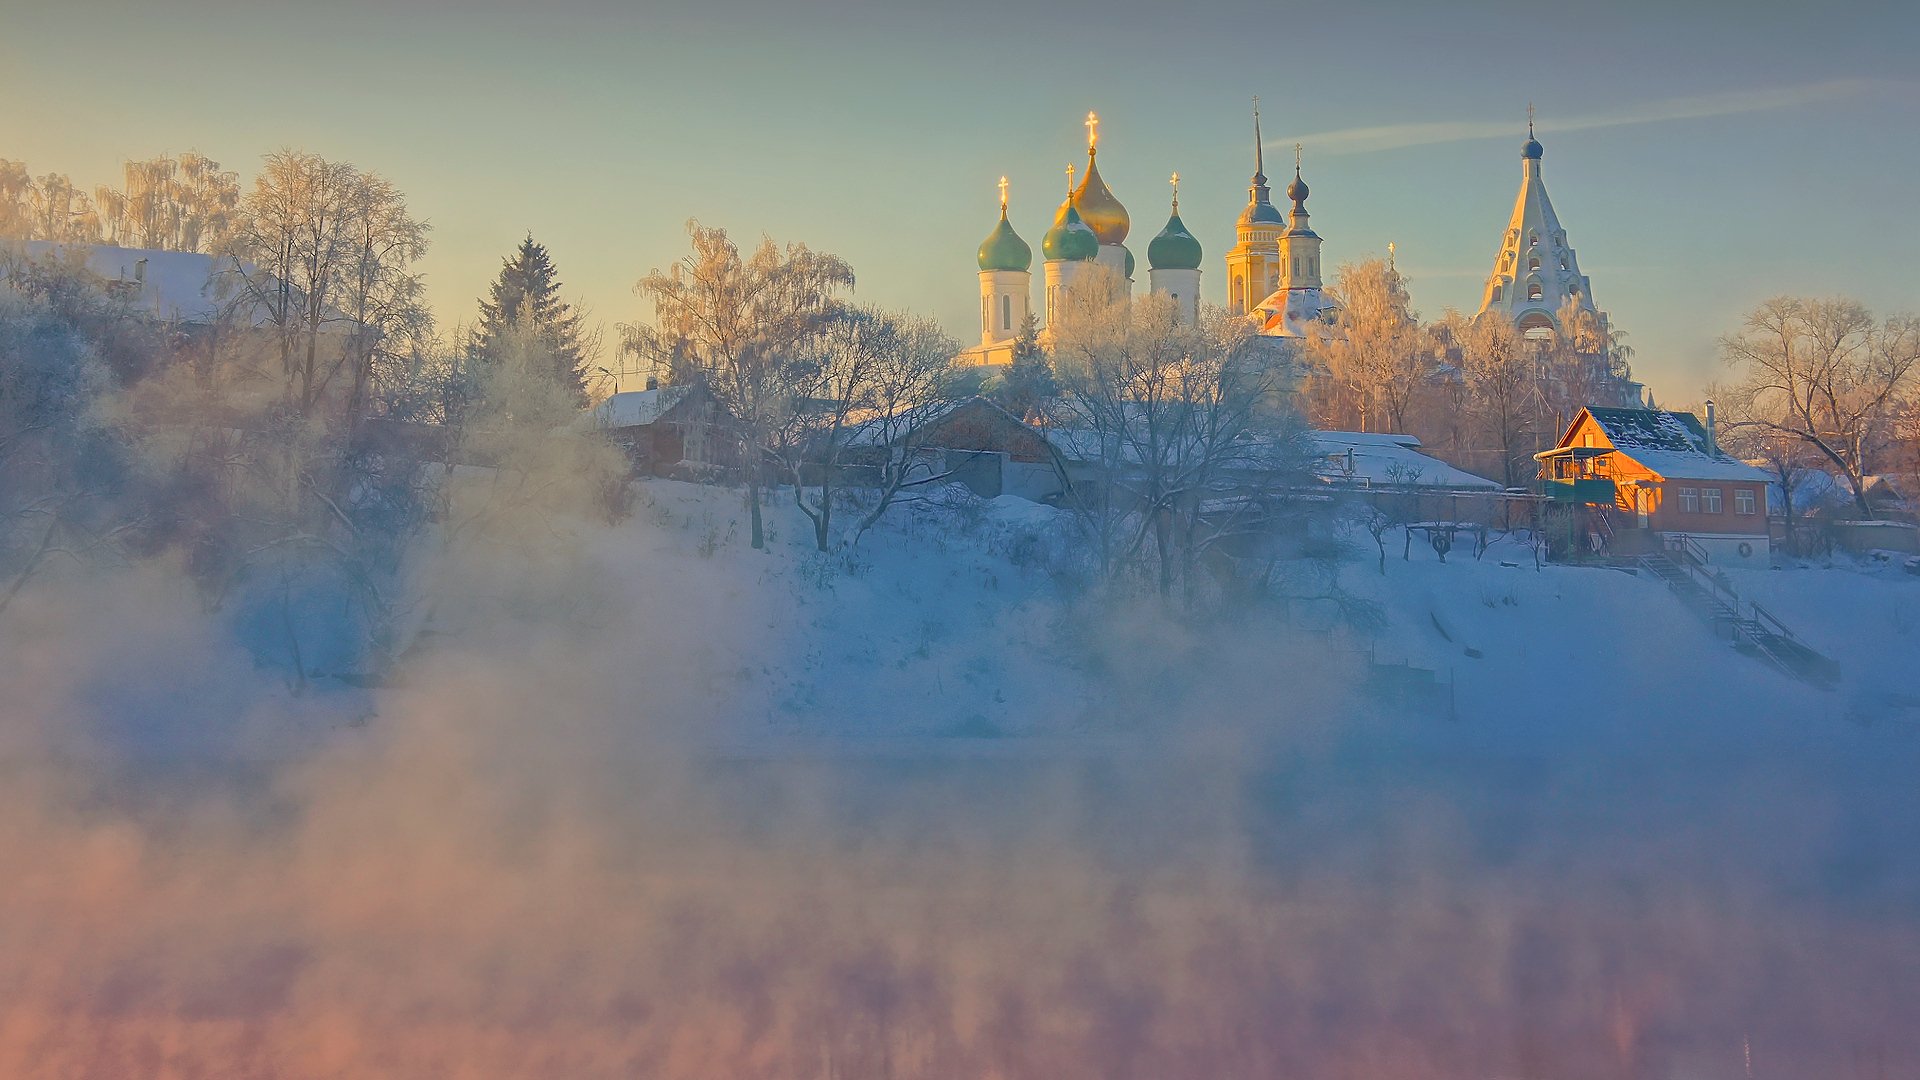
(1124, 245, 1135, 279)
(1043, 202, 1100, 262)
(977, 208, 1032, 272)
(1147, 211, 1202, 270)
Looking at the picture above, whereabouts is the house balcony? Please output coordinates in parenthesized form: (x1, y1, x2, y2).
(1536, 477, 1618, 504)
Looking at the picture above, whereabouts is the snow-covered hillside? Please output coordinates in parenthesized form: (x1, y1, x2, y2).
(577, 478, 1918, 752)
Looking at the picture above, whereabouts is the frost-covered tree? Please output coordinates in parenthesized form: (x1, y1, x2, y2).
(226, 151, 427, 421)
(0, 267, 130, 613)
(627, 221, 855, 549)
(1720, 296, 1920, 519)
(1304, 257, 1430, 434)
(985, 312, 1057, 421)
(472, 235, 590, 406)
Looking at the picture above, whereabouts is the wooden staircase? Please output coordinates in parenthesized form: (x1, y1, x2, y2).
(1634, 538, 1840, 689)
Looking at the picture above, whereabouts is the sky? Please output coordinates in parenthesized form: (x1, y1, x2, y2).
(3, 0, 1916, 401)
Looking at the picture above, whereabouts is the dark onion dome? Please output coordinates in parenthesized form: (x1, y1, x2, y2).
(1070, 151, 1130, 245)
(977, 208, 1032, 272)
(1043, 202, 1100, 262)
(1239, 194, 1286, 226)
(1148, 210, 1202, 270)
(1522, 136, 1544, 160)
(1124, 245, 1135, 279)
(1286, 169, 1309, 204)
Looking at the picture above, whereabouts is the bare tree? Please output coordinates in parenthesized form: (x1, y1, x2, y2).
(1049, 274, 1295, 601)
(1460, 313, 1542, 490)
(1719, 296, 1920, 519)
(845, 312, 962, 545)
(628, 221, 854, 549)
(770, 307, 959, 552)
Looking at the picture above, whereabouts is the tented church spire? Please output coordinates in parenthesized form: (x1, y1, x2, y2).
(1477, 108, 1603, 340)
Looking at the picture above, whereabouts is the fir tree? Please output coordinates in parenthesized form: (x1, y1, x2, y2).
(472, 235, 589, 405)
(986, 312, 1056, 420)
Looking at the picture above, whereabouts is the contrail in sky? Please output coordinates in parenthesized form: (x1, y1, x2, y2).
(1276, 77, 1910, 155)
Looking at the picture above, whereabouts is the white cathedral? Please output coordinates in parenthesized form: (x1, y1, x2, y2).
(960, 109, 1625, 385)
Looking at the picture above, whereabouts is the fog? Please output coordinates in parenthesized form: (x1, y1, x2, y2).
(3, 505, 1917, 1080)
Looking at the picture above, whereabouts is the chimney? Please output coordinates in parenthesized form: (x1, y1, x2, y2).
(1704, 399, 1717, 455)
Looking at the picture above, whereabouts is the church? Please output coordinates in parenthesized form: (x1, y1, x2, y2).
(959, 107, 1633, 399)
(959, 108, 1332, 367)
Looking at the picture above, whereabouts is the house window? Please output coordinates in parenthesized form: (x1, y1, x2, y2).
(1702, 488, 1723, 513)
(1678, 487, 1699, 513)
(1001, 294, 1011, 332)
(1735, 489, 1756, 515)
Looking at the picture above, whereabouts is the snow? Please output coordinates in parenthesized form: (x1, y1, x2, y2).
(1310, 430, 1501, 490)
(560, 478, 1920, 753)
(1582, 405, 1771, 482)
(593, 385, 691, 429)
(16, 241, 258, 325)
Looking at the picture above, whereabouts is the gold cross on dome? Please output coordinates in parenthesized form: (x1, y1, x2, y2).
(1169, 171, 1180, 208)
(998, 175, 1008, 210)
(1085, 111, 1099, 150)
(1294, 143, 1303, 171)
(1066, 163, 1076, 195)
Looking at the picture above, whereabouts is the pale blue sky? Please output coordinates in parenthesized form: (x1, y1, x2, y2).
(3, 0, 1915, 399)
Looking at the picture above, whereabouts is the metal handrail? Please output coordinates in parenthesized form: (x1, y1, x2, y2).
(1748, 600, 1800, 644)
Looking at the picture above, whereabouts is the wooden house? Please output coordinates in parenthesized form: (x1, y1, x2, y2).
(592, 384, 731, 477)
(1535, 406, 1772, 564)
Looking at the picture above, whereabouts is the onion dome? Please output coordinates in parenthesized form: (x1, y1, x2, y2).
(1124, 245, 1135, 279)
(1522, 136, 1543, 160)
(1148, 208, 1202, 270)
(1043, 201, 1099, 262)
(1071, 150, 1130, 245)
(1240, 197, 1286, 227)
(977, 206, 1031, 272)
(1286, 168, 1309, 205)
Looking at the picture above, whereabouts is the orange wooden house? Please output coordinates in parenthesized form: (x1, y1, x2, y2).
(1535, 406, 1773, 565)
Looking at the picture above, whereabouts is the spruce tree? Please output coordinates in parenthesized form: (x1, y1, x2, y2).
(987, 312, 1057, 420)
(472, 235, 589, 406)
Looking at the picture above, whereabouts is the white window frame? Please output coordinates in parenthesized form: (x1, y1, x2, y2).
(1678, 487, 1699, 513)
(1735, 489, 1756, 515)
(1702, 488, 1723, 514)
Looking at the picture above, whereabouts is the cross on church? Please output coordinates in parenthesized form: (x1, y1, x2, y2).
(998, 175, 1008, 210)
(1065, 162, 1075, 195)
(1170, 171, 1180, 209)
(1528, 102, 1535, 137)
(1085, 111, 1099, 150)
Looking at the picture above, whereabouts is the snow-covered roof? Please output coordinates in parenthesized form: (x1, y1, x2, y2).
(1252, 286, 1334, 338)
(593, 385, 694, 429)
(1576, 407, 1771, 483)
(13, 241, 255, 325)
(1310, 431, 1501, 490)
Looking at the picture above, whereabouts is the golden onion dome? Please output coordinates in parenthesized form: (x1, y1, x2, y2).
(1068, 149, 1129, 246)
